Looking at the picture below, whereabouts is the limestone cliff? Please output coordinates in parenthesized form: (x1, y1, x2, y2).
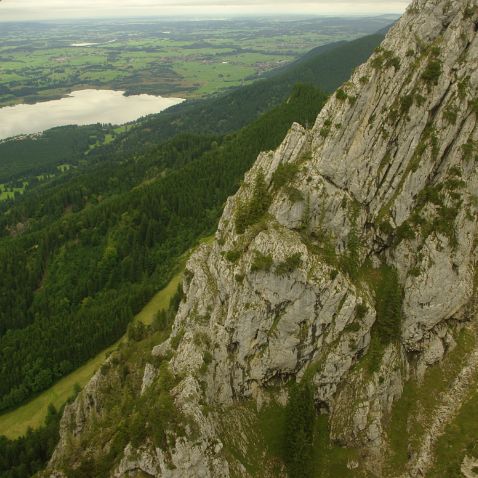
(41, 0, 478, 476)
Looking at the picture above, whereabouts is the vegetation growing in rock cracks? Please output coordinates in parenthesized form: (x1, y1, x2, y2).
(276, 252, 303, 276)
(272, 162, 300, 190)
(251, 250, 274, 272)
(235, 170, 272, 234)
(422, 59, 442, 85)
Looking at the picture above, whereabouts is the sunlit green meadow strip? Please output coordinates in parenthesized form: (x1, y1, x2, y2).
(0, 271, 183, 438)
(0, 234, 215, 439)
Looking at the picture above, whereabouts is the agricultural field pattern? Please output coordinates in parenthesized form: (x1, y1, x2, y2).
(0, 15, 396, 106)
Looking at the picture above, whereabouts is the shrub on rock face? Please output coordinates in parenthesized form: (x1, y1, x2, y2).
(251, 251, 273, 272)
(272, 162, 300, 190)
(400, 94, 414, 115)
(276, 253, 302, 276)
(285, 186, 304, 203)
(235, 170, 271, 234)
(422, 60, 442, 85)
(225, 249, 241, 263)
(336, 88, 348, 101)
(356, 303, 368, 319)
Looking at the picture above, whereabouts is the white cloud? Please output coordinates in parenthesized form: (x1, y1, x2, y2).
(0, 0, 412, 21)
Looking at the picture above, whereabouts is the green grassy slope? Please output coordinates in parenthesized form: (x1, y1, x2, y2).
(0, 270, 183, 439)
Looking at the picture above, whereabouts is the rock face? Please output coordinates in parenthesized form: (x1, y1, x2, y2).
(42, 0, 478, 476)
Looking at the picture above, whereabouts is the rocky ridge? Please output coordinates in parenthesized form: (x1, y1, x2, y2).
(42, 0, 478, 476)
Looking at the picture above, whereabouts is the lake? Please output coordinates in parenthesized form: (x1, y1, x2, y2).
(0, 89, 184, 140)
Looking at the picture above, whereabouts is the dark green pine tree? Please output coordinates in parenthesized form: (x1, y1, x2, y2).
(284, 383, 316, 478)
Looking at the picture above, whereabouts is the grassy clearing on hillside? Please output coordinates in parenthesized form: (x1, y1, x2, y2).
(0, 270, 183, 439)
(135, 273, 183, 326)
(0, 183, 27, 201)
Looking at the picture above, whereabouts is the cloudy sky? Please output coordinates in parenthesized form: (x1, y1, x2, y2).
(1, 0, 412, 21)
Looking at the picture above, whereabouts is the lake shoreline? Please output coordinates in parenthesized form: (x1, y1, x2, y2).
(0, 85, 187, 110)
(0, 89, 185, 140)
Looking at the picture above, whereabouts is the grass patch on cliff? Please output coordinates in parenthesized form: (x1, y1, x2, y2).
(371, 48, 400, 71)
(256, 392, 361, 478)
(251, 250, 273, 272)
(385, 378, 416, 473)
(276, 252, 303, 276)
(313, 415, 360, 478)
(408, 180, 463, 249)
(384, 328, 476, 475)
(428, 382, 478, 477)
(219, 388, 364, 478)
(301, 229, 340, 272)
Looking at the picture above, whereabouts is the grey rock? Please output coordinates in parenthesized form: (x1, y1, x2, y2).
(141, 363, 157, 396)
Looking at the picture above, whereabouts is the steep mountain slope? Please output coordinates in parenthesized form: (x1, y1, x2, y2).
(41, 0, 478, 476)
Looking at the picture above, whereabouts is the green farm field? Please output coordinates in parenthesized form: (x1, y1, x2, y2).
(0, 16, 396, 106)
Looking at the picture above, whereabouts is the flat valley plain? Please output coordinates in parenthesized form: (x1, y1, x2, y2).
(0, 15, 396, 107)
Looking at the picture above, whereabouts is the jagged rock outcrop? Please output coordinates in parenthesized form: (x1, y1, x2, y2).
(42, 0, 478, 476)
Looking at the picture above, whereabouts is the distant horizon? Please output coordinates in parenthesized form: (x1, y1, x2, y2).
(0, 12, 403, 24)
(0, 0, 411, 22)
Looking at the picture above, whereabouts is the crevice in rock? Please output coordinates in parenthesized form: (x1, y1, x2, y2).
(319, 172, 356, 202)
(429, 116, 468, 182)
